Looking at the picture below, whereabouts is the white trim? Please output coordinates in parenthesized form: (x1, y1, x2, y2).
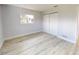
(55, 34, 75, 44)
(57, 35, 76, 44)
(0, 38, 4, 49)
(46, 32, 76, 44)
(5, 31, 75, 44)
(5, 31, 42, 41)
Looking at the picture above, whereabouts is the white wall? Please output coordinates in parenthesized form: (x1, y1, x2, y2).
(58, 5, 77, 43)
(0, 5, 4, 48)
(2, 5, 43, 40)
(43, 5, 77, 43)
(77, 6, 79, 40)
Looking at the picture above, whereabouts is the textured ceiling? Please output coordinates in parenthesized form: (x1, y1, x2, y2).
(12, 4, 78, 12)
(12, 4, 57, 12)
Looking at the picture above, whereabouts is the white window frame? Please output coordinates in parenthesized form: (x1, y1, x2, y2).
(20, 14, 34, 24)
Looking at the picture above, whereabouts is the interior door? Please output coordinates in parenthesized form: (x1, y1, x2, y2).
(50, 13, 58, 35)
(43, 15, 50, 33)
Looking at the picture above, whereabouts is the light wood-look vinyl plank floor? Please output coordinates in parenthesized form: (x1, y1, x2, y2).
(0, 32, 79, 55)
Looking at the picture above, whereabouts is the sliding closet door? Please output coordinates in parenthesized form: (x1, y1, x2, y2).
(43, 15, 50, 33)
(50, 13, 58, 35)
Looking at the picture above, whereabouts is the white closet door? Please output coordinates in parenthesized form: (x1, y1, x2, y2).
(43, 15, 50, 33)
(50, 13, 58, 35)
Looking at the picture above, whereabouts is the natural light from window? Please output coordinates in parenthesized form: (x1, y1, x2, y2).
(20, 14, 34, 24)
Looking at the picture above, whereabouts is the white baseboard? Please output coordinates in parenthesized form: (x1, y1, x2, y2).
(0, 38, 4, 49)
(57, 35, 76, 44)
(52, 33, 75, 44)
(5, 31, 75, 44)
(45, 32, 75, 44)
(5, 31, 42, 41)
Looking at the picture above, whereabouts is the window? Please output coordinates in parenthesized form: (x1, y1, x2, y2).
(20, 14, 34, 24)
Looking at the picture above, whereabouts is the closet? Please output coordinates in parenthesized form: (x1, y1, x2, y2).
(50, 13, 58, 35)
(43, 14, 50, 33)
(43, 7, 76, 44)
(43, 13, 58, 35)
